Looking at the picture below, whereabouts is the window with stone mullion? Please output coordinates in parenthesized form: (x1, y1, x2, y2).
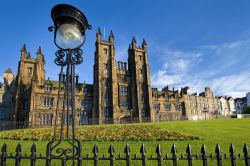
(44, 97, 53, 106)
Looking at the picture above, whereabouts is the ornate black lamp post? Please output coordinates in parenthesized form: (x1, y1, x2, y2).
(46, 4, 91, 166)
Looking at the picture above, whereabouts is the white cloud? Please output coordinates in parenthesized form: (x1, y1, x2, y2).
(155, 47, 203, 75)
(209, 72, 250, 98)
(170, 59, 190, 73)
(150, 39, 250, 98)
(151, 70, 183, 87)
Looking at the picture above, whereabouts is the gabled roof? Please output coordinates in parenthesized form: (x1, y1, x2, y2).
(4, 68, 13, 74)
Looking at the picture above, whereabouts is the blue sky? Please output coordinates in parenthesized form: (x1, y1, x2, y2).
(0, 0, 250, 98)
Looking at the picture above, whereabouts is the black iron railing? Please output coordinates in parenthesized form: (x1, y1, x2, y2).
(0, 143, 249, 166)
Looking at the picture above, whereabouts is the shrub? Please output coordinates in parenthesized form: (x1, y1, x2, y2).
(0, 125, 200, 141)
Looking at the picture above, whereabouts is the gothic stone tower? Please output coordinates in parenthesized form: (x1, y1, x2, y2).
(92, 28, 119, 124)
(14, 45, 45, 123)
(128, 37, 154, 122)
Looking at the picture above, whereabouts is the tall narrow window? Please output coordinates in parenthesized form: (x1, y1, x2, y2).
(175, 103, 181, 111)
(28, 67, 32, 74)
(104, 107, 110, 117)
(165, 103, 171, 111)
(103, 48, 108, 54)
(81, 100, 90, 109)
(104, 94, 109, 104)
(154, 103, 160, 111)
(141, 109, 145, 117)
(119, 87, 128, 96)
(83, 88, 88, 95)
(43, 97, 53, 106)
(141, 96, 145, 104)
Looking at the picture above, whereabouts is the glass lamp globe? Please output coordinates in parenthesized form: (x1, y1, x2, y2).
(55, 24, 84, 49)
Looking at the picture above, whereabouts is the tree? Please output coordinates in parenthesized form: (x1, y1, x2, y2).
(243, 106, 250, 114)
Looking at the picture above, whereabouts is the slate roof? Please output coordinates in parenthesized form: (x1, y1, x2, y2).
(4, 68, 13, 74)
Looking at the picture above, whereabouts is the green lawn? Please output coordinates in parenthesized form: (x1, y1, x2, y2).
(0, 118, 249, 166)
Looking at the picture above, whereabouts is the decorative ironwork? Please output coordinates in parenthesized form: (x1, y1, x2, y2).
(54, 49, 83, 67)
(46, 4, 91, 166)
(45, 47, 83, 166)
(0, 143, 250, 166)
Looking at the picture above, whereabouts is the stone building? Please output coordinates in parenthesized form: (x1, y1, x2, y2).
(218, 96, 236, 116)
(219, 96, 230, 116)
(0, 68, 15, 121)
(10, 29, 232, 126)
(152, 86, 184, 122)
(235, 97, 247, 114)
(182, 87, 221, 120)
(13, 44, 93, 126)
(13, 30, 159, 126)
(92, 29, 155, 124)
(227, 97, 236, 115)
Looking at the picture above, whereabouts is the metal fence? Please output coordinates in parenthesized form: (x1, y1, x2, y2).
(0, 143, 249, 166)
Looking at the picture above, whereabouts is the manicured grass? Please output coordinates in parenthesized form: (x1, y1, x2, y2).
(0, 119, 249, 166)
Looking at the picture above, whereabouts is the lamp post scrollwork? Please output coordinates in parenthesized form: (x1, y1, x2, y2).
(46, 4, 91, 166)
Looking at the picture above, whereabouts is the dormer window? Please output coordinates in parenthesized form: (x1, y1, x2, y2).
(175, 103, 181, 110)
(45, 85, 52, 92)
(154, 93, 158, 100)
(83, 88, 88, 95)
(165, 95, 169, 101)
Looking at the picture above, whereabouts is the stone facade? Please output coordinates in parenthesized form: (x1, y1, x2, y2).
(218, 96, 236, 116)
(92, 29, 155, 124)
(12, 30, 184, 126)
(227, 97, 236, 114)
(152, 86, 184, 122)
(0, 69, 15, 121)
(235, 97, 247, 114)
(6, 29, 236, 126)
(182, 87, 221, 120)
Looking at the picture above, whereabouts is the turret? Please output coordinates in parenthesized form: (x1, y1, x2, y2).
(21, 44, 27, 60)
(109, 30, 114, 43)
(131, 36, 137, 48)
(142, 38, 147, 50)
(36, 46, 45, 62)
(96, 27, 102, 41)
